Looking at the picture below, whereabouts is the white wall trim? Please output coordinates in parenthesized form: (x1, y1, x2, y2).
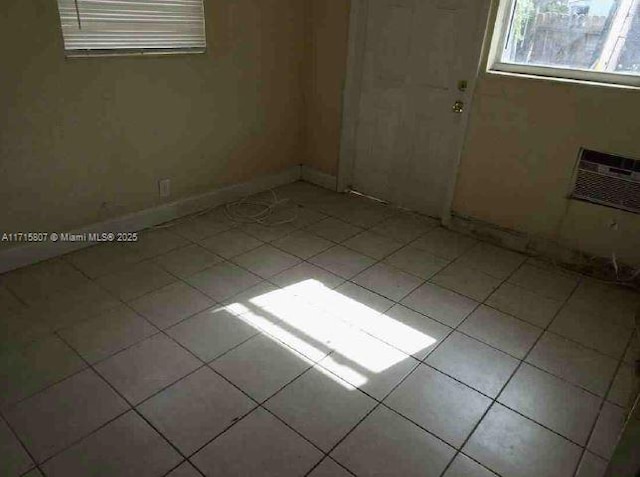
(0, 166, 302, 274)
(301, 166, 338, 191)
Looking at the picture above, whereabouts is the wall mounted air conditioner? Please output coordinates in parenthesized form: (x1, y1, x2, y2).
(570, 149, 640, 214)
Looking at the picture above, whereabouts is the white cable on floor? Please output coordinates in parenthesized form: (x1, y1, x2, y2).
(224, 189, 298, 226)
(153, 188, 298, 230)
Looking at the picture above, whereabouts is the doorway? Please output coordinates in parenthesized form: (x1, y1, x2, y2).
(338, 0, 491, 219)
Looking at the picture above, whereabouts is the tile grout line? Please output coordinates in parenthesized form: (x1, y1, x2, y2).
(434, 255, 535, 477)
(436, 254, 584, 477)
(573, 328, 640, 469)
(1, 413, 45, 477)
(4, 189, 638, 476)
(13, 245, 616, 476)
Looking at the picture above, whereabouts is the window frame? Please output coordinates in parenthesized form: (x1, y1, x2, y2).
(488, 0, 640, 88)
(55, 0, 207, 59)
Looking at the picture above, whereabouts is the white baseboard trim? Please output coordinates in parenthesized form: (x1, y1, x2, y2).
(0, 166, 302, 274)
(301, 166, 338, 191)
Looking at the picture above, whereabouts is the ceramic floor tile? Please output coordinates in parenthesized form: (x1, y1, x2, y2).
(305, 217, 363, 243)
(343, 231, 403, 260)
(332, 406, 455, 477)
(411, 228, 477, 261)
(508, 265, 579, 301)
(431, 263, 501, 302)
(42, 411, 181, 477)
(384, 246, 450, 280)
(604, 417, 640, 476)
(549, 308, 632, 359)
(318, 330, 419, 400)
(565, 280, 640, 329)
(370, 214, 438, 244)
(64, 243, 144, 279)
(95, 334, 201, 405)
(22, 468, 43, 477)
(59, 305, 158, 364)
(239, 221, 297, 243)
(3, 259, 91, 304)
(485, 283, 564, 328)
(458, 305, 542, 359)
(272, 230, 333, 259)
(455, 243, 526, 280)
(5, 369, 128, 463)
(401, 283, 478, 328)
(154, 244, 223, 279)
(166, 461, 201, 477)
(265, 367, 376, 451)
(22, 282, 121, 332)
(308, 458, 352, 477)
(221, 281, 279, 309)
(169, 213, 236, 242)
(464, 404, 582, 477)
(271, 262, 345, 290)
(385, 364, 491, 448)
(211, 334, 314, 402)
(526, 332, 618, 397)
(576, 451, 609, 477)
(129, 229, 190, 260)
(96, 261, 176, 302)
(274, 181, 336, 204)
(129, 282, 215, 330)
(624, 332, 639, 364)
(198, 229, 263, 259)
(335, 205, 393, 229)
(372, 304, 452, 360)
(443, 454, 497, 477)
(138, 367, 255, 455)
(426, 332, 519, 398)
(283, 205, 328, 229)
(232, 245, 301, 278)
(498, 363, 602, 445)
(292, 281, 392, 335)
(232, 293, 335, 363)
(186, 262, 262, 301)
(192, 408, 322, 477)
(331, 282, 394, 314)
(166, 307, 258, 362)
(309, 246, 376, 280)
(0, 335, 86, 408)
(0, 417, 34, 476)
(587, 402, 626, 460)
(0, 286, 25, 316)
(353, 263, 423, 302)
(0, 312, 51, 354)
(607, 362, 637, 408)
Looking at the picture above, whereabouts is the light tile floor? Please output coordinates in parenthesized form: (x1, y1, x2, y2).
(1, 181, 639, 477)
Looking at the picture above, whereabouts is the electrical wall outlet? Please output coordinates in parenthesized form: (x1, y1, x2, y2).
(158, 179, 171, 198)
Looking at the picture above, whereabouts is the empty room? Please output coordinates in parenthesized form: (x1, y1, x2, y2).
(1, 0, 639, 476)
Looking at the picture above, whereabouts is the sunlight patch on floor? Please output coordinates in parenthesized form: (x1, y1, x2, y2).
(225, 280, 438, 389)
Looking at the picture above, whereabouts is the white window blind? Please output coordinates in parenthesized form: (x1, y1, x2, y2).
(56, 0, 206, 54)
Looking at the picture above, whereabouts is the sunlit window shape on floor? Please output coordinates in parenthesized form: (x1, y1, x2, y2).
(224, 280, 439, 393)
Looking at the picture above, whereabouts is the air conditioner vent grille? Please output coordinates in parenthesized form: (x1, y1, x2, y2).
(570, 149, 640, 214)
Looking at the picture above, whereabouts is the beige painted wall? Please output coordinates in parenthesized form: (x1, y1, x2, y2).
(453, 1, 640, 266)
(0, 0, 307, 237)
(308, 0, 640, 266)
(305, 0, 351, 176)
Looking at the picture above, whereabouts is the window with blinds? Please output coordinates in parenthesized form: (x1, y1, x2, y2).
(56, 0, 207, 55)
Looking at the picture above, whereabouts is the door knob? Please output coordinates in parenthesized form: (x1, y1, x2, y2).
(452, 100, 464, 113)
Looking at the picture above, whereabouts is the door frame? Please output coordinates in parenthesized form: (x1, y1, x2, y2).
(337, 0, 494, 224)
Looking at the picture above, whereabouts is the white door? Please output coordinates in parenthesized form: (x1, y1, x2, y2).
(342, 0, 490, 218)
